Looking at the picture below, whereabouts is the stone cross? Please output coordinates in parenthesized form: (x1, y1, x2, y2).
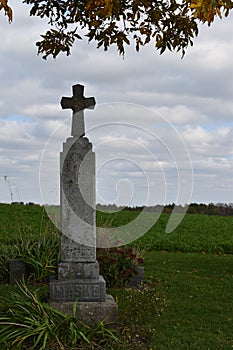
(61, 84, 96, 137)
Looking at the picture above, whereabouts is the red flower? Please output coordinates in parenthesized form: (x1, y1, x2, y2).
(137, 257, 144, 264)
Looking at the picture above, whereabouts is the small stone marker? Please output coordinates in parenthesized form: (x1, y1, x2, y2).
(9, 259, 26, 284)
(50, 84, 118, 325)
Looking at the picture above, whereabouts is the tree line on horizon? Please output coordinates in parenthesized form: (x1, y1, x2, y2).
(97, 202, 233, 216)
(1, 202, 233, 216)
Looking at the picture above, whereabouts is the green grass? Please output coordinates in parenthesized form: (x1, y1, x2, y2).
(0, 283, 118, 350)
(1, 253, 232, 350)
(97, 210, 233, 253)
(105, 251, 233, 349)
(0, 203, 56, 243)
(0, 204, 233, 349)
(1, 204, 233, 254)
(144, 251, 233, 349)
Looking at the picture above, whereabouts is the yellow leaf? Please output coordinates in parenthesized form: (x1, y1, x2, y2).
(85, 0, 113, 17)
(0, 0, 13, 22)
(7, 6, 12, 22)
(216, 7, 222, 17)
(0, 0, 8, 6)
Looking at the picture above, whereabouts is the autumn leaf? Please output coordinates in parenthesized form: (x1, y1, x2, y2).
(1, 0, 232, 58)
(188, 0, 233, 24)
(0, 0, 13, 22)
(85, 0, 114, 17)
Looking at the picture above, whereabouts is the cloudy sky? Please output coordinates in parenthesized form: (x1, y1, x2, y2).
(0, 3, 232, 207)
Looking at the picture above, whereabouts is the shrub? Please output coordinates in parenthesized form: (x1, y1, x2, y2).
(97, 247, 144, 288)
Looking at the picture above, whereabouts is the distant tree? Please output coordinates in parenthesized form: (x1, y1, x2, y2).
(0, 0, 232, 59)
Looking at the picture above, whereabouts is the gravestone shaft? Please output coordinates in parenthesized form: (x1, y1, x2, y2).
(60, 136, 96, 262)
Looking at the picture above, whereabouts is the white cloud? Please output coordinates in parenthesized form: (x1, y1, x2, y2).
(155, 105, 207, 125)
(22, 104, 60, 118)
(0, 5, 232, 204)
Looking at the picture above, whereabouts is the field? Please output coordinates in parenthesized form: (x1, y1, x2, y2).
(1, 204, 233, 253)
(0, 203, 233, 349)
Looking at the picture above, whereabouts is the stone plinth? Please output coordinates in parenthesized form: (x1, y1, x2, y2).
(58, 261, 99, 280)
(50, 275, 106, 302)
(50, 294, 118, 326)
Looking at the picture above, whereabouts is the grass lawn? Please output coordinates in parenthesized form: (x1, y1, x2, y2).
(144, 251, 233, 349)
(0, 205, 233, 349)
(1, 251, 232, 349)
(106, 251, 233, 350)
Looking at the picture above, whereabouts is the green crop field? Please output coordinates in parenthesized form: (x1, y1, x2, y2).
(1, 203, 233, 253)
(0, 203, 233, 349)
(97, 209, 233, 253)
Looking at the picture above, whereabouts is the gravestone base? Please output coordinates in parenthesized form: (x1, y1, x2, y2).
(50, 294, 118, 326)
(50, 275, 106, 302)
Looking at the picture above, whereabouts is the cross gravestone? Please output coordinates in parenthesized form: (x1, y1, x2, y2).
(50, 84, 117, 325)
(61, 84, 95, 138)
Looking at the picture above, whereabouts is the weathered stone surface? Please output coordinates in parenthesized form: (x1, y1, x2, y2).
(50, 294, 118, 326)
(60, 136, 96, 262)
(58, 261, 99, 280)
(71, 111, 85, 138)
(50, 275, 106, 302)
(53, 133, 106, 303)
(60, 236, 96, 263)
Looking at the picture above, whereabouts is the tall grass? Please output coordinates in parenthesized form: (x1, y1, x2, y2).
(0, 282, 118, 350)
